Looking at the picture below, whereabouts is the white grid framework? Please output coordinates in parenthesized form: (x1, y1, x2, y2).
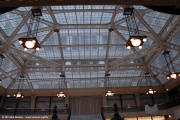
(0, 5, 180, 89)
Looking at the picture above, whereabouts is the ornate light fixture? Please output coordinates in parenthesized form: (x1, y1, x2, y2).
(144, 73, 159, 115)
(105, 73, 115, 97)
(14, 75, 25, 98)
(57, 91, 66, 98)
(163, 50, 180, 80)
(56, 75, 66, 98)
(146, 88, 156, 95)
(145, 73, 156, 95)
(105, 90, 115, 97)
(123, 8, 147, 49)
(18, 8, 42, 51)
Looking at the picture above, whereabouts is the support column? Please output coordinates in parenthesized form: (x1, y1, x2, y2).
(135, 94, 141, 107)
(31, 95, 36, 110)
(65, 95, 69, 107)
(0, 94, 6, 107)
(103, 95, 107, 107)
(0, 94, 5, 107)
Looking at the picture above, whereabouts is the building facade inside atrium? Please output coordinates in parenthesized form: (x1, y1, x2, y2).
(0, 0, 180, 120)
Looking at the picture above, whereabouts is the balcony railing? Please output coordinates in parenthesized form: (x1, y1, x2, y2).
(0, 107, 70, 116)
(102, 99, 180, 113)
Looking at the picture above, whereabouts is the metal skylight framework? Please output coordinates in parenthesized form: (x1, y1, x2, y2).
(0, 5, 180, 90)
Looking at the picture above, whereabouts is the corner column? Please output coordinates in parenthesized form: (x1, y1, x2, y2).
(135, 94, 141, 107)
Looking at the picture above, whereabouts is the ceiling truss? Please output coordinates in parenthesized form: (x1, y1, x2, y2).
(0, 5, 180, 89)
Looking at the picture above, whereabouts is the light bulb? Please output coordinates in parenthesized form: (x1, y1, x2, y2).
(6, 94, 11, 97)
(25, 41, 35, 49)
(36, 47, 40, 51)
(139, 46, 142, 49)
(130, 38, 141, 47)
(24, 48, 27, 51)
(143, 38, 147, 42)
(16, 92, 21, 98)
(127, 46, 131, 49)
(105, 90, 114, 96)
(170, 73, 177, 79)
(32, 40, 36, 44)
(57, 92, 66, 98)
(19, 40, 23, 44)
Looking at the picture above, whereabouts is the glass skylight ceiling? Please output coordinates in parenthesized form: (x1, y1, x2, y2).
(0, 5, 179, 89)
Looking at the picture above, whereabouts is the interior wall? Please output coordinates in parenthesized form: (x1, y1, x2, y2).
(70, 96, 102, 115)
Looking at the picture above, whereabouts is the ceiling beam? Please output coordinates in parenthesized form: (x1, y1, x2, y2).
(9, 46, 62, 67)
(24, 76, 150, 83)
(3, 11, 31, 50)
(5, 71, 20, 89)
(0, 27, 8, 40)
(114, 9, 152, 25)
(134, 10, 166, 50)
(0, 0, 178, 7)
(46, 6, 68, 90)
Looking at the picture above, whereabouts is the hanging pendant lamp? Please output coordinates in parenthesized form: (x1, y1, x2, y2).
(123, 7, 147, 50)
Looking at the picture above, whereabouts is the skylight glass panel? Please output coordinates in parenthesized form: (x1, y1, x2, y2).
(63, 6, 75, 10)
(63, 47, 73, 59)
(171, 31, 180, 46)
(36, 31, 50, 43)
(1, 78, 11, 88)
(84, 12, 91, 24)
(51, 6, 63, 10)
(54, 13, 67, 24)
(65, 12, 77, 24)
(12, 81, 29, 89)
(133, 6, 147, 9)
(76, 12, 84, 24)
(152, 50, 178, 69)
(17, 7, 32, 11)
(91, 12, 102, 24)
(101, 13, 112, 24)
(92, 6, 104, 9)
(109, 46, 133, 58)
(18, 24, 28, 34)
(75, 6, 84, 9)
(118, 80, 132, 86)
(65, 72, 73, 79)
(110, 32, 126, 44)
(41, 13, 53, 22)
(117, 29, 129, 40)
(1, 57, 17, 72)
(85, 80, 99, 88)
(0, 13, 22, 36)
(104, 6, 115, 9)
(143, 11, 170, 33)
(43, 32, 58, 45)
(0, 5, 176, 89)
(174, 58, 180, 72)
(114, 13, 123, 22)
(157, 74, 168, 84)
(35, 47, 61, 59)
(29, 72, 60, 80)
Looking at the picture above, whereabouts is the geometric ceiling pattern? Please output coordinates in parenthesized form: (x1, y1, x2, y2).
(0, 5, 180, 89)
